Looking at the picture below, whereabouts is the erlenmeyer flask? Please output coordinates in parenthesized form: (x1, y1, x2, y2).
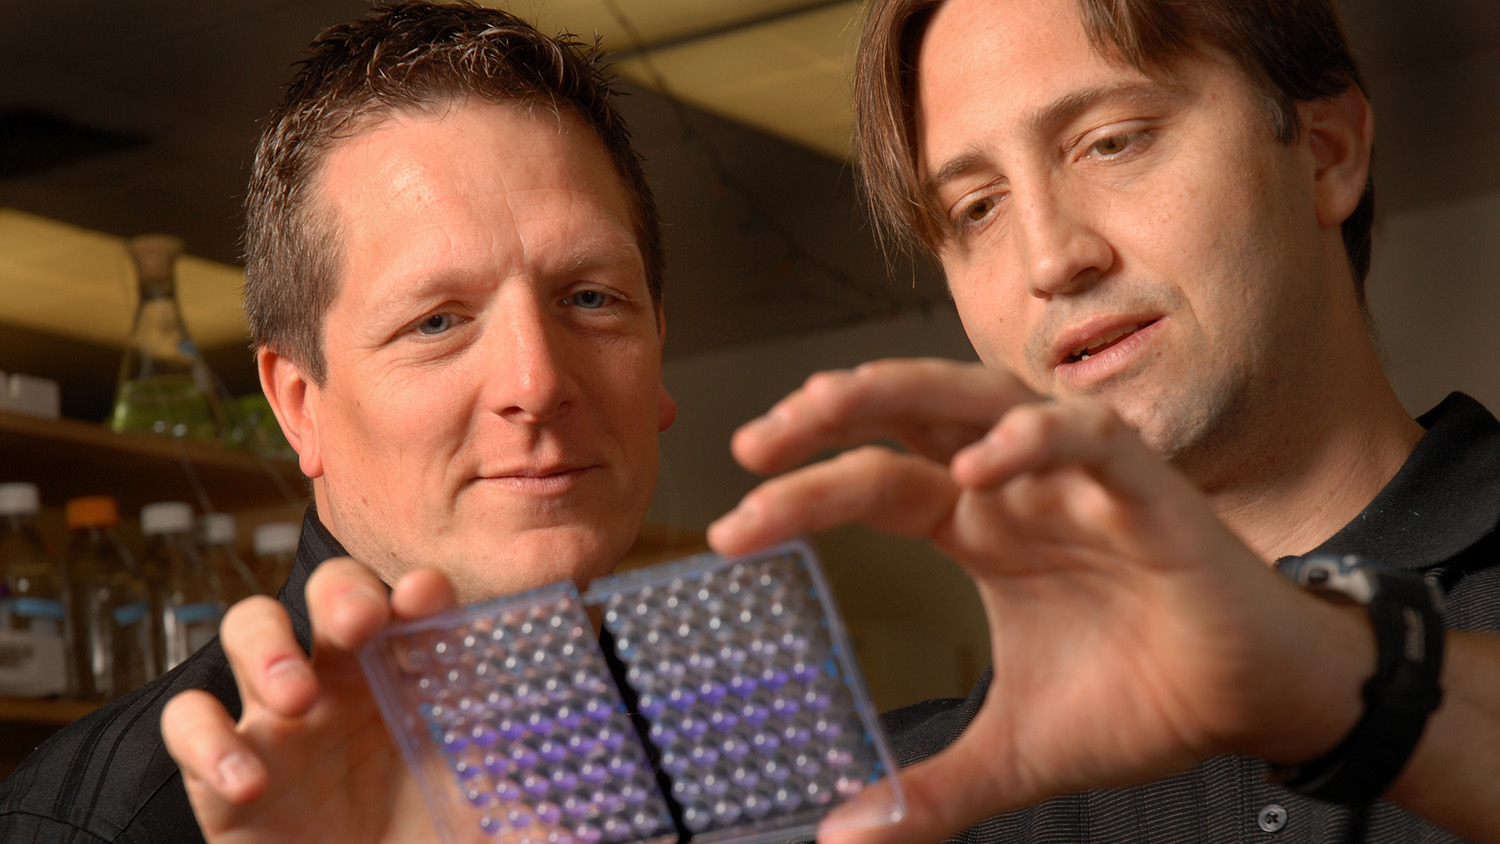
(109, 234, 227, 441)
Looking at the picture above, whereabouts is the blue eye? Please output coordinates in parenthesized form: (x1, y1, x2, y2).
(416, 312, 456, 335)
(567, 290, 610, 309)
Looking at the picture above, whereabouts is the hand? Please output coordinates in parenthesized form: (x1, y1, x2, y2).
(708, 359, 1372, 844)
(161, 557, 459, 843)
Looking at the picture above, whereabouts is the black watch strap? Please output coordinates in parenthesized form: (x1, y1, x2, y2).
(1270, 554, 1446, 805)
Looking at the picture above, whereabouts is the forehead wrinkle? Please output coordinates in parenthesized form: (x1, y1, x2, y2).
(1026, 80, 1188, 140)
(921, 149, 992, 205)
(557, 232, 641, 279)
(921, 79, 1189, 204)
(507, 179, 642, 281)
(356, 267, 479, 334)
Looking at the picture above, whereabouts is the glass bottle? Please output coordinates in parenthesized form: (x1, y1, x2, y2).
(199, 513, 260, 606)
(140, 502, 224, 672)
(0, 482, 69, 698)
(109, 234, 227, 442)
(252, 522, 299, 597)
(64, 496, 156, 699)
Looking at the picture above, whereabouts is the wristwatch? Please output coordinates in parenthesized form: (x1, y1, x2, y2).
(1270, 553, 1446, 805)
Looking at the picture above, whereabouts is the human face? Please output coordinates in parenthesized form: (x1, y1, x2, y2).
(300, 100, 674, 602)
(915, 0, 1338, 471)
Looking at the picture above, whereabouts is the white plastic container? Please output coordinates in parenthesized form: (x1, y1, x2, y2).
(0, 482, 68, 697)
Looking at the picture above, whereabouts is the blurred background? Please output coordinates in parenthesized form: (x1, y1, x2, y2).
(1, 0, 1498, 727)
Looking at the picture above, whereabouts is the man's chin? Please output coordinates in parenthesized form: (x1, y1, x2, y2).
(441, 524, 634, 604)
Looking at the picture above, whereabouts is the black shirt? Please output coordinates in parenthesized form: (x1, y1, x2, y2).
(0, 509, 344, 843)
(883, 392, 1500, 844)
(5, 394, 1498, 842)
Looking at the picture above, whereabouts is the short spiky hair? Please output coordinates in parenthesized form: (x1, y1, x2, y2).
(854, 0, 1375, 299)
(243, 0, 663, 383)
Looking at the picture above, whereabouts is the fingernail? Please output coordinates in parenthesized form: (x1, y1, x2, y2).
(750, 407, 787, 432)
(708, 500, 759, 549)
(727, 497, 761, 525)
(822, 794, 902, 833)
(217, 751, 255, 793)
(343, 583, 386, 607)
(267, 656, 310, 687)
(705, 513, 736, 545)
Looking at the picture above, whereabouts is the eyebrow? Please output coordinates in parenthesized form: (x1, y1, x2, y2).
(557, 238, 642, 278)
(375, 238, 645, 315)
(367, 268, 479, 321)
(920, 80, 1187, 202)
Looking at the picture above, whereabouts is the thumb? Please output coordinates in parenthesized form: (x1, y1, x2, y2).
(819, 740, 1020, 844)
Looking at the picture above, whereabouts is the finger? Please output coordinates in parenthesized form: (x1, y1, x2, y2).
(219, 596, 318, 717)
(305, 556, 393, 654)
(952, 397, 1186, 504)
(390, 567, 459, 620)
(708, 446, 958, 555)
(820, 732, 1027, 844)
(734, 359, 1038, 474)
(162, 689, 269, 808)
(816, 778, 907, 843)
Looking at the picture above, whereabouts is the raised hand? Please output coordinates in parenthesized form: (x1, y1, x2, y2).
(708, 358, 1373, 844)
(161, 558, 459, 843)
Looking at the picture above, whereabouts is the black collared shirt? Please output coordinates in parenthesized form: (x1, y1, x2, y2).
(0, 508, 345, 843)
(884, 393, 1500, 844)
(5, 396, 1497, 842)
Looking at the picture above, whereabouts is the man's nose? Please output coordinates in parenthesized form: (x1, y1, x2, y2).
(481, 302, 574, 424)
(1014, 184, 1114, 298)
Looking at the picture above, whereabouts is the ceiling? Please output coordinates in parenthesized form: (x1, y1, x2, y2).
(2, 0, 1498, 421)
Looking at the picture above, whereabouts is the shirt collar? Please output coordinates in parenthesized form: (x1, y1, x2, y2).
(1305, 392, 1500, 571)
(279, 503, 350, 653)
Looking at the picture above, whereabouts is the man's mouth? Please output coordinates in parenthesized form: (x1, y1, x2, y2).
(472, 465, 596, 499)
(1065, 321, 1151, 363)
(501, 468, 578, 478)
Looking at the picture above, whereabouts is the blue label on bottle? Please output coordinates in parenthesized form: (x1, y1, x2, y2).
(170, 602, 223, 625)
(10, 597, 65, 621)
(114, 602, 148, 627)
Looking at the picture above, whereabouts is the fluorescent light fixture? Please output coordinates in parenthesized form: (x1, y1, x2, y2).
(0, 208, 248, 349)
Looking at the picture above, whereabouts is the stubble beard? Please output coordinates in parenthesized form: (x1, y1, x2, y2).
(1123, 368, 1257, 497)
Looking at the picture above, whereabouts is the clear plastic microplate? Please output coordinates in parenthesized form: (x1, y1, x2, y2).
(360, 540, 904, 844)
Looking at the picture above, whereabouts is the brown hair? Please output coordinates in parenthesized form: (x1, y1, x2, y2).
(243, 0, 663, 383)
(854, 0, 1375, 298)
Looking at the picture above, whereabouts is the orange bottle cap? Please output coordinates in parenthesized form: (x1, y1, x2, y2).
(66, 496, 119, 529)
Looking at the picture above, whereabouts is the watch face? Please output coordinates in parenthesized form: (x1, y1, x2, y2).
(1275, 552, 1446, 806)
(1281, 554, 1376, 604)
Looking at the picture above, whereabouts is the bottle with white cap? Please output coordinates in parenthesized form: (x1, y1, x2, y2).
(140, 502, 224, 672)
(0, 482, 69, 698)
(199, 513, 260, 606)
(64, 496, 156, 698)
(252, 521, 299, 597)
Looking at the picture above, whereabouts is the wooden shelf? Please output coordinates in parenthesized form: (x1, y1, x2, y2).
(0, 410, 702, 738)
(0, 409, 307, 513)
(0, 697, 100, 725)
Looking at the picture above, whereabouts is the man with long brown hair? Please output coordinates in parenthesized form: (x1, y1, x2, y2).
(710, 0, 1500, 841)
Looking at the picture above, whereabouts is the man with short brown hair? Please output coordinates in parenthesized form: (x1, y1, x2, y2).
(709, 0, 1500, 841)
(0, 4, 675, 841)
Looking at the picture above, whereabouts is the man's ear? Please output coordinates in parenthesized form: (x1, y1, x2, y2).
(658, 383, 678, 433)
(1299, 85, 1374, 229)
(654, 304, 677, 432)
(257, 347, 324, 480)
